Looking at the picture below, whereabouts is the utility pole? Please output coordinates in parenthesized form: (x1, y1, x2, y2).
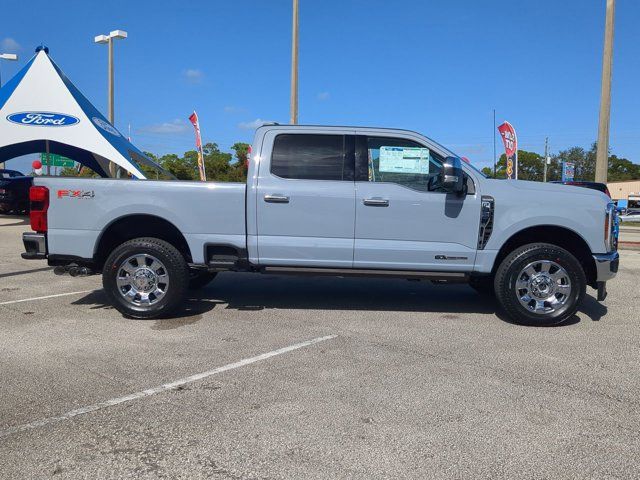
(108, 37, 114, 123)
(595, 0, 615, 183)
(493, 109, 497, 177)
(543, 137, 549, 182)
(289, 0, 299, 124)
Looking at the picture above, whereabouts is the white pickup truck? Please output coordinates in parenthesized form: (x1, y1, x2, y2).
(22, 125, 619, 326)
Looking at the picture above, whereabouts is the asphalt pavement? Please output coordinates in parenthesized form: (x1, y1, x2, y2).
(1, 215, 639, 479)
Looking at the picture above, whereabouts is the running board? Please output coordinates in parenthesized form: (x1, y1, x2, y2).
(261, 266, 469, 282)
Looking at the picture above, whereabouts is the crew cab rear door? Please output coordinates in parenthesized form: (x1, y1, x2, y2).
(255, 130, 356, 267)
(353, 133, 480, 271)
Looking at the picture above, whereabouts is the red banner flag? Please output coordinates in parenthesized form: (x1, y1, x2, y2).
(188, 111, 202, 148)
(497, 121, 518, 179)
(188, 111, 206, 181)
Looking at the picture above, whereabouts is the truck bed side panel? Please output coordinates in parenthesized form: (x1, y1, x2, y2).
(36, 177, 246, 264)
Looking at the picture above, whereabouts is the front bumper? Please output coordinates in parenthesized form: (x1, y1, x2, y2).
(593, 251, 619, 282)
(21, 232, 47, 260)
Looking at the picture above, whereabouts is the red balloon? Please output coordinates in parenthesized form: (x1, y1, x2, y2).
(32, 160, 42, 170)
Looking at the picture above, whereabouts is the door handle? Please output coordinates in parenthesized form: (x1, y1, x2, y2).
(264, 194, 290, 203)
(363, 197, 389, 207)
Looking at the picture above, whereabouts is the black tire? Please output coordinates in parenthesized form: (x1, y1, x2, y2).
(494, 243, 586, 326)
(469, 275, 495, 297)
(188, 270, 218, 290)
(102, 237, 190, 319)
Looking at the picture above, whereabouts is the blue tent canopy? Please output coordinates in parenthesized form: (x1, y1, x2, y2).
(0, 47, 173, 179)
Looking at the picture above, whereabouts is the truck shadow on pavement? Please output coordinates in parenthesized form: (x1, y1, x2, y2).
(73, 273, 607, 327)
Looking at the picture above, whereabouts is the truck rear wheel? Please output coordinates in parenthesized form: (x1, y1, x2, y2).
(102, 237, 189, 319)
(494, 243, 586, 326)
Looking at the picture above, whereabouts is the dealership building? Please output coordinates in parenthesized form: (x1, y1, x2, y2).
(607, 180, 640, 208)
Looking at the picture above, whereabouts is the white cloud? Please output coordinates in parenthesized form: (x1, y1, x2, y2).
(137, 119, 189, 134)
(316, 91, 330, 101)
(183, 68, 204, 84)
(1, 38, 21, 52)
(238, 118, 276, 130)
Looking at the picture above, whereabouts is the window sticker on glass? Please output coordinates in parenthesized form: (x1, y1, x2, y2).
(379, 146, 430, 174)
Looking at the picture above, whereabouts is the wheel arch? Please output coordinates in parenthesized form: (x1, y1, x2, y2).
(93, 214, 193, 268)
(492, 225, 597, 288)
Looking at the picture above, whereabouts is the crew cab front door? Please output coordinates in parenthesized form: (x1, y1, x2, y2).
(256, 131, 356, 267)
(353, 134, 480, 271)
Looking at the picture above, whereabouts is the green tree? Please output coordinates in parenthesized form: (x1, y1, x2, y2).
(229, 142, 250, 182)
(606, 154, 640, 181)
(552, 144, 596, 181)
(159, 153, 197, 180)
(481, 167, 493, 178)
(59, 164, 100, 178)
(492, 150, 552, 181)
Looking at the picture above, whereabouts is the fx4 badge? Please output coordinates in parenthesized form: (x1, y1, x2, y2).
(57, 189, 95, 199)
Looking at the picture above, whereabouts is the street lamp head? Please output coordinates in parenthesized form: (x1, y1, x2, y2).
(0, 53, 18, 61)
(94, 35, 109, 44)
(109, 30, 128, 40)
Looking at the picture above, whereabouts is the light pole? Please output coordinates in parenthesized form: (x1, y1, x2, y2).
(94, 30, 127, 125)
(290, 0, 299, 124)
(94, 30, 127, 177)
(0, 53, 18, 88)
(595, 0, 615, 183)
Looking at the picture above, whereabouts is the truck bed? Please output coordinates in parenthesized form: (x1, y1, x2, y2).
(36, 177, 247, 264)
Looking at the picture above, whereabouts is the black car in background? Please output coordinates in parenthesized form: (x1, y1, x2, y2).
(0, 169, 33, 214)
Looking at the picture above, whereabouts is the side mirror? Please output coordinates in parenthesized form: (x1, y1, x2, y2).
(440, 156, 465, 194)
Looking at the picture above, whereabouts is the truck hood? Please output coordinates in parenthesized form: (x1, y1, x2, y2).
(482, 178, 610, 201)
(476, 178, 610, 254)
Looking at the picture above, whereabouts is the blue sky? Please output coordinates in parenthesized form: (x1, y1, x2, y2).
(1, 0, 639, 173)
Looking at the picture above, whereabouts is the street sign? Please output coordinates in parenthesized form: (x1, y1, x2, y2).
(40, 153, 75, 168)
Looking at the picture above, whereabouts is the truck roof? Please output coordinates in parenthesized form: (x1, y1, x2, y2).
(256, 124, 423, 135)
(254, 124, 460, 163)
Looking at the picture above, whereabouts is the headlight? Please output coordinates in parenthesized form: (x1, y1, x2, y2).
(605, 203, 618, 251)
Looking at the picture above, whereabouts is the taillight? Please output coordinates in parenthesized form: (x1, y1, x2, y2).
(604, 203, 617, 252)
(29, 186, 49, 233)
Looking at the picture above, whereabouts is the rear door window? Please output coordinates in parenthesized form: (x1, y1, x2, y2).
(271, 134, 353, 181)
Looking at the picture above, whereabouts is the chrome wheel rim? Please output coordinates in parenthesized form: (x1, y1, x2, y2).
(516, 260, 571, 315)
(116, 254, 170, 307)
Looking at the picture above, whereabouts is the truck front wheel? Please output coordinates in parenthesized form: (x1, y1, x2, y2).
(494, 243, 586, 326)
(102, 237, 190, 319)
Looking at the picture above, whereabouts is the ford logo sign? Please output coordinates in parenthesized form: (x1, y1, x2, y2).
(7, 112, 80, 127)
(92, 117, 121, 137)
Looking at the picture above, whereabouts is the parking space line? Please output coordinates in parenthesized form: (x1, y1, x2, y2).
(0, 334, 337, 439)
(0, 289, 99, 306)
